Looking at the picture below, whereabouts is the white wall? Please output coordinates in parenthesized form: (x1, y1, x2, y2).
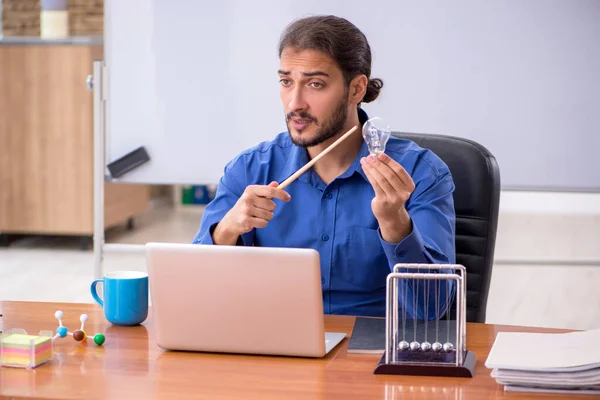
(487, 191, 600, 330)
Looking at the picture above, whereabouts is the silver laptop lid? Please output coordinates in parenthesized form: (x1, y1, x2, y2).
(145, 242, 329, 357)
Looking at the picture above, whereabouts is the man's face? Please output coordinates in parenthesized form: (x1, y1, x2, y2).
(278, 48, 350, 148)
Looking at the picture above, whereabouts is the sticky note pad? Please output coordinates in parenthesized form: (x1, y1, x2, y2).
(0, 333, 53, 368)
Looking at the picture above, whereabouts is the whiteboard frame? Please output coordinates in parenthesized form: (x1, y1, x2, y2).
(92, 60, 145, 280)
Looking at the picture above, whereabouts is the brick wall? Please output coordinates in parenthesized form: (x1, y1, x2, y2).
(69, 0, 103, 36)
(2, 0, 39, 36)
(2, 0, 103, 36)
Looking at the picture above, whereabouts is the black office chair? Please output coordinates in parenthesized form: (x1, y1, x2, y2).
(392, 132, 501, 323)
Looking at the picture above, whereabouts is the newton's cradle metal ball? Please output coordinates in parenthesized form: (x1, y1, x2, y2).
(432, 342, 443, 352)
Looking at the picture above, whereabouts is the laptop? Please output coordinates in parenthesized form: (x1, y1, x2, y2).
(145, 242, 346, 358)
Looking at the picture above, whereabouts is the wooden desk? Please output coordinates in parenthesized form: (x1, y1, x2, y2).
(0, 301, 579, 400)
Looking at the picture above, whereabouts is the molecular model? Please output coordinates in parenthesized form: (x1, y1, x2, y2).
(52, 310, 105, 346)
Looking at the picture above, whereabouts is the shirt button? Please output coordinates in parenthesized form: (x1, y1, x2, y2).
(325, 193, 333, 200)
(398, 250, 407, 257)
(321, 277, 325, 284)
(321, 234, 329, 241)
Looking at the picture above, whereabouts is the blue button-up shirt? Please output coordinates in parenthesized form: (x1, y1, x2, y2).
(193, 109, 456, 320)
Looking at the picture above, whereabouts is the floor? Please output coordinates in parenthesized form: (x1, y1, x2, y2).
(0, 203, 202, 304)
(1, 200, 599, 331)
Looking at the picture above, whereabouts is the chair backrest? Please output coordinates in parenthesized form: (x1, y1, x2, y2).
(392, 132, 501, 323)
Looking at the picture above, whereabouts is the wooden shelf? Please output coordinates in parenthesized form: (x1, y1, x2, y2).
(0, 44, 150, 236)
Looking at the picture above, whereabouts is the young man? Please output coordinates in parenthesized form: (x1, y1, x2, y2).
(193, 15, 456, 319)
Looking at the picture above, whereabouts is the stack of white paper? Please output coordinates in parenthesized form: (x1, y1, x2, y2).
(485, 328, 600, 395)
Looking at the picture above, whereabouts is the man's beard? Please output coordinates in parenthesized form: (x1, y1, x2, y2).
(286, 95, 349, 148)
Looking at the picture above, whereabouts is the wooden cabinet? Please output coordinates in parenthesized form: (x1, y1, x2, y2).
(0, 42, 150, 240)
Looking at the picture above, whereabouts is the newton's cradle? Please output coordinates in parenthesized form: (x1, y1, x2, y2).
(374, 264, 476, 377)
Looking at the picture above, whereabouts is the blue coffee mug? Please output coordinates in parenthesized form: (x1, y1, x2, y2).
(90, 271, 149, 326)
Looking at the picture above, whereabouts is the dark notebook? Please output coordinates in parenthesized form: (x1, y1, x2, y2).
(348, 316, 458, 354)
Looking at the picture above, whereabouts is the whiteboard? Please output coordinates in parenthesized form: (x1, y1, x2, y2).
(104, 0, 600, 191)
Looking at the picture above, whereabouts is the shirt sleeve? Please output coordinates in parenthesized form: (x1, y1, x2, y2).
(378, 172, 457, 320)
(192, 157, 255, 246)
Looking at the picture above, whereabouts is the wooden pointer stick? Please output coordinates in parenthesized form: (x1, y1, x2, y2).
(277, 125, 358, 190)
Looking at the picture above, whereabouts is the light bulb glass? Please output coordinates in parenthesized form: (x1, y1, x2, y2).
(362, 117, 391, 156)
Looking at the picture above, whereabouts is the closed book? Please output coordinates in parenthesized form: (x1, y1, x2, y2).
(348, 316, 457, 354)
